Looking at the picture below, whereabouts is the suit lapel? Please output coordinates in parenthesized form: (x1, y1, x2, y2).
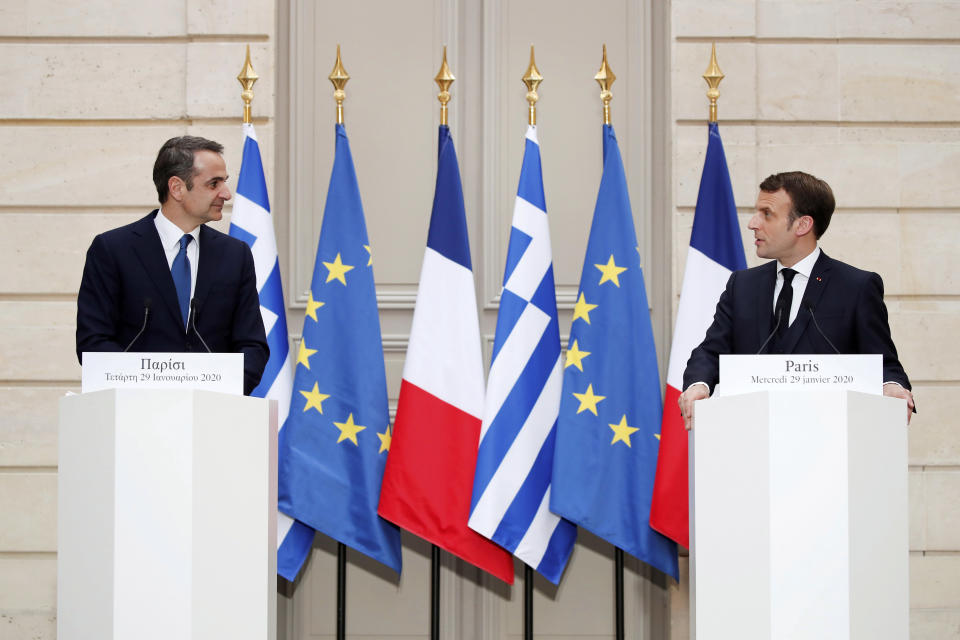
(193, 225, 219, 317)
(756, 261, 777, 349)
(780, 250, 832, 354)
(131, 211, 183, 326)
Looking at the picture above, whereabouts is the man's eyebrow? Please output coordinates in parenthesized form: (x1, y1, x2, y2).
(206, 175, 229, 184)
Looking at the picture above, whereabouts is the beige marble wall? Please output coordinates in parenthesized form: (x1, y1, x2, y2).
(0, 1, 277, 637)
(670, 2, 960, 638)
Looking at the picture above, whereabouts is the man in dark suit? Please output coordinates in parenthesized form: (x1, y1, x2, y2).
(680, 171, 914, 428)
(76, 136, 269, 395)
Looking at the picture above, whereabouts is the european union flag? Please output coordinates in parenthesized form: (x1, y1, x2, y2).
(550, 124, 678, 580)
(277, 123, 402, 574)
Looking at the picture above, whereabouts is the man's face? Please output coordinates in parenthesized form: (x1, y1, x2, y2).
(178, 150, 231, 227)
(747, 188, 801, 261)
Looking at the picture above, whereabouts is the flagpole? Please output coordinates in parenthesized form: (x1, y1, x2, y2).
(431, 545, 440, 640)
(704, 42, 724, 124)
(237, 44, 258, 124)
(595, 45, 626, 640)
(427, 47, 456, 640)
(520, 46, 544, 640)
(615, 548, 624, 639)
(595, 44, 616, 127)
(337, 543, 346, 639)
(329, 45, 351, 640)
(524, 566, 534, 639)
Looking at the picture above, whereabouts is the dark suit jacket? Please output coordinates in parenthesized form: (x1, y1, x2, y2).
(76, 210, 269, 395)
(684, 250, 910, 394)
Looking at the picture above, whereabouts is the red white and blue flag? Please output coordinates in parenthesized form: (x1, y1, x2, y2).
(650, 122, 747, 549)
(378, 125, 515, 583)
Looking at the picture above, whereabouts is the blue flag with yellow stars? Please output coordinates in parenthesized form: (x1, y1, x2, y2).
(550, 124, 678, 580)
(277, 123, 402, 574)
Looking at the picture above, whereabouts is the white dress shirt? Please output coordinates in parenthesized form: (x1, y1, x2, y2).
(154, 208, 200, 301)
(774, 246, 821, 327)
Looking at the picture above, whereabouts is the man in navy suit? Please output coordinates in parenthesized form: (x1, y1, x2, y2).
(76, 136, 269, 395)
(680, 171, 914, 428)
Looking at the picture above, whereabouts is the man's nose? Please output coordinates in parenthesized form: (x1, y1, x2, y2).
(221, 184, 232, 201)
(747, 213, 759, 230)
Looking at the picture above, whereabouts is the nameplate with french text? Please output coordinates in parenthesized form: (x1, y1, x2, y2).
(717, 354, 882, 398)
(81, 352, 243, 395)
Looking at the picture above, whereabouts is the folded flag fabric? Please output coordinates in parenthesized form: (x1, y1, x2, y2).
(468, 125, 576, 585)
(277, 123, 402, 574)
(551, 124, 678, 580)
(650, 121, 746, 550)
(228, 122, 315, 581)
(378, 124, 514, 584)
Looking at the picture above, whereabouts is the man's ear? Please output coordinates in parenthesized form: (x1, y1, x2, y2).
(795, 215, 815, 237)
(168, 176, 185, 202)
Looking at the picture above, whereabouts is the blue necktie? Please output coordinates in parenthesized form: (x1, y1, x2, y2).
(172, 234, 193, 328)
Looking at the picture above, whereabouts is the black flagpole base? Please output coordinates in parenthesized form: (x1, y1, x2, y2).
(524, 564, 534, 640)
(615, 546, 624, 640)
(337, 542, 346, 640)
(431, 544, 441, 640)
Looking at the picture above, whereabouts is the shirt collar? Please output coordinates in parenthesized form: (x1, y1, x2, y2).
(778, 245, 820, 280)
(155, 207, 200, 250)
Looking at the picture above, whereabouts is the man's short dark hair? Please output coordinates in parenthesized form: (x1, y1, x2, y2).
(153, 136, 225, 204)
(759, 171, 835, 239)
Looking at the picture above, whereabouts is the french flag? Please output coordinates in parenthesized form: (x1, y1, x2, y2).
(378, 125, 515, 583)
(650, 122, 746, 549)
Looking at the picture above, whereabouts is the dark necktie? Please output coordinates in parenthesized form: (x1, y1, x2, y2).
(775, 268, 797, 337)
(172, 234, 193, 328)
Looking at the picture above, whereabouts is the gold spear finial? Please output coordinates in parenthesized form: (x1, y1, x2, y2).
(595, 44, 616, 125)
(703, 43, 724, 123)
(435, 46, 455, 126)
(522, 45, 544, 126)
(237, 45, 259, 124)
(329, 45, 350, 125)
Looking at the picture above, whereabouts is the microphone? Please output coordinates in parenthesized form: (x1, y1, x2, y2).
(802, 301, 840, 355)
(124, 298, 152, 352)
(188, 298, 212, 353)
(756, 306, 782, 355)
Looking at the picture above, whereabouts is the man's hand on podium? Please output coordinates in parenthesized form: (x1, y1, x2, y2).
(679, 383, 710, 431)
(883, 382, 915, 425)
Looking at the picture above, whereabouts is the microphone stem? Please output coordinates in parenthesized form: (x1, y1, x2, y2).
(189, 300, 213, 353)
(124, 305, 151, 352)
(806, 304, 840, 355)
(756, 307, 782, 355)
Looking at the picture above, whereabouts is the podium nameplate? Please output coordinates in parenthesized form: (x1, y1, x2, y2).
(81, 352, 243, 395)
(717, 354, 881, 397)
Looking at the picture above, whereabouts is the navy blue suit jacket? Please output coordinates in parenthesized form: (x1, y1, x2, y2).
(683, 251, 910, 394)
(76, 211, 269, 395)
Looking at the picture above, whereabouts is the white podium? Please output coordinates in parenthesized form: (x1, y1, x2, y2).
(690, 390, 908, 640)
(58, 389, 278, 640)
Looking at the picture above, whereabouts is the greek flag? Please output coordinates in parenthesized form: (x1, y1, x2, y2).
(468, 126, 577, 584)
(229, 123, 315, 581)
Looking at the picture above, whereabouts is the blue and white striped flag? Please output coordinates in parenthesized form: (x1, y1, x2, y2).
(229, 123, 315, 581)
(468, 126, 577, 584)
